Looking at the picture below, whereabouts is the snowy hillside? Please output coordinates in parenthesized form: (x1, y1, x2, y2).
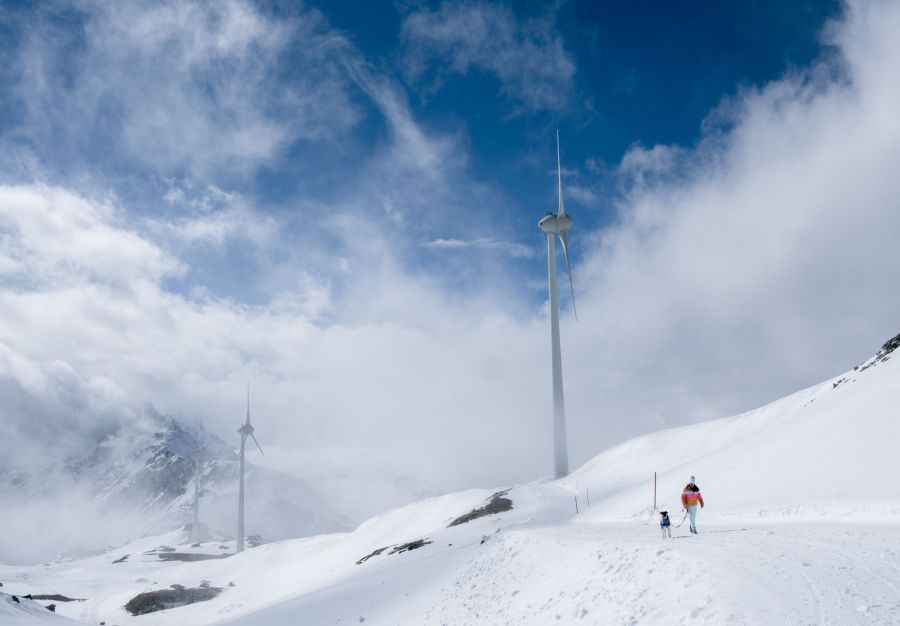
(2, 335, 899, 624)
(562, 332, 900, 522)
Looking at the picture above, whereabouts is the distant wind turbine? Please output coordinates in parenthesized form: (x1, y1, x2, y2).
(538, 131, 576, 479)
(237, 383, 264, 553)
(192, 443, 203, 541)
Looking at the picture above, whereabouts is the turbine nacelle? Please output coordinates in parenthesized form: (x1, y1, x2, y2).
(538, 212, 573, 235)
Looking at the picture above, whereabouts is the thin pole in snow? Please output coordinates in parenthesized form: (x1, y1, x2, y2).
(574, 496, 579, 514)
(654, 471, 657, 511)
(586, 488, 590, 508)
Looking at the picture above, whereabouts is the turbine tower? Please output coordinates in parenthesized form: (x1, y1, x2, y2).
(237, 383, 264, 553)
(538, 131, 577, 479)
(192, 443, 203, 541)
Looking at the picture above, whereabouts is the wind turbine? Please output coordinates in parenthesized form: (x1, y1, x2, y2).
(237, 383, 264, 553)
(538, 131, 577, 479)
(192, 443, 203, 541)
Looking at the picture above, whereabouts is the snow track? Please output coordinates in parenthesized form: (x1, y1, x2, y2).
(216, 483, 900, 626)
(410, 521, 900, 626)
(2, 489, 898, 625)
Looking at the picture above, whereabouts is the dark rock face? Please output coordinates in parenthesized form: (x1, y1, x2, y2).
(355, 538, 433, 565)
(356, 546, 389, 565)
(389, 539, 432, 554)
(858, 331, 900, 372)
(155, 552, 230, 562)
(876, 332, 900, 360)
(448, 490, 513, 527)
(69, 408, 237, 515)
(124, 585, 222, 615)
(834, 332, 900, 391)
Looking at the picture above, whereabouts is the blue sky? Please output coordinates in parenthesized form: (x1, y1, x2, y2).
(3, 0, 900, 503)
(0, 0, 841, 307)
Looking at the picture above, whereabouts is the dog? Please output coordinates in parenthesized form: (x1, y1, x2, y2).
(659, 511, 671, 538)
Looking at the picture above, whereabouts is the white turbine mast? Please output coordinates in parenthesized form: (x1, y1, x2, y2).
(538, 130, 576, 479)
(192, 442, 203, 541)
(237, 382, 264, 553)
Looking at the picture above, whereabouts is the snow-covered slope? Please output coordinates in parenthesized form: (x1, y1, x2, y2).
(1, 592, 82, 625)
(2, 335, 899, 624)
(562, 332, 900, 522)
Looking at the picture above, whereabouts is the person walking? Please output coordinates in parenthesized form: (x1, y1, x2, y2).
(681, 476, 704, 534)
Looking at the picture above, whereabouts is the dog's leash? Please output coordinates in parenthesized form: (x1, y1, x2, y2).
(671, 510, 689, 528)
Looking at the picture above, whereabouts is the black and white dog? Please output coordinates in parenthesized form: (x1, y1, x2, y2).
(659, 511, 671, 538)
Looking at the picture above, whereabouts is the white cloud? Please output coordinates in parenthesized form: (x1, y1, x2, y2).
(0, 185, 548, 500)
(617, 144, 685, 185)
(423, 237, 534, 258)
(401, 2, 575, 112)
(0, 185, 180, 288)
(344, 57, 464, 181)
(150, 183, 277, 247)
(11, 0, 360, 177)
(565, 184, 598, 207)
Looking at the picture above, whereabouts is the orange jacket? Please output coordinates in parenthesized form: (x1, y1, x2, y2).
(681, 489, 704, 508)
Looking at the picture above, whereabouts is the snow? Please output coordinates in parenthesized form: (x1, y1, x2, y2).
(1, 592, 82, 625)
(2, 343, 899, 624)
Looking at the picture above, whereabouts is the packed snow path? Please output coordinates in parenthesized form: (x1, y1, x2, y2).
(1, 483, 898, 625)
(221, 486, 900, 626)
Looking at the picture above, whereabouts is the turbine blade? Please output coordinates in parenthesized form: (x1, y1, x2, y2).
(558, 231, 577, 321)
(250, 432, 264, 455)
(556, 130, 566, 218)
(245, 382, 251, 426)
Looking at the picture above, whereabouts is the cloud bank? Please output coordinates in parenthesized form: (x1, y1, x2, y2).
(401, 2, 576, 112)
(8, 0, 359, 180)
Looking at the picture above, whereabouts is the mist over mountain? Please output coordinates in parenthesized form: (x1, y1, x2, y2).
(0, 407, 350, 564)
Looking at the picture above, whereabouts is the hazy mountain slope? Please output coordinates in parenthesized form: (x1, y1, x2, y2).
(0, 408, 350, 563)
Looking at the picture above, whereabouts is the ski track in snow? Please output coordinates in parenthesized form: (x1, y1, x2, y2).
(412, 521, 900, 626)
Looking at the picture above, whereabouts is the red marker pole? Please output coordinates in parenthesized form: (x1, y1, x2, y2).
(653, 472, 657, 511)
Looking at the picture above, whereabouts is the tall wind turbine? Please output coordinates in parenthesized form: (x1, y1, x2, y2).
(237, 383, 264, 553)
(192, 443, 203, 541)
(538, 131, 577, 479)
